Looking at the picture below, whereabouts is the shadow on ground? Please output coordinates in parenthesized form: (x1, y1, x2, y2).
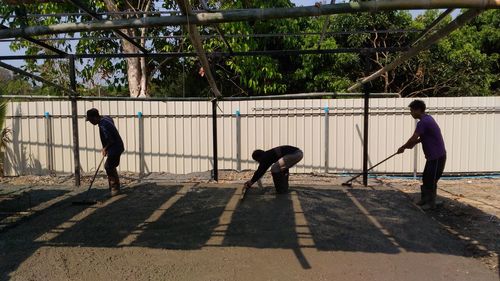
(0, 188, 108, 281)
(0, 183, 497, 279)
(0, 189, 69, 221)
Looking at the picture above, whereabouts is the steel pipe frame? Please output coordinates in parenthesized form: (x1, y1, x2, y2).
(0, 92, 399, 102)
(0, 29, 423, 42)
(0, 47, 407, 61)
(0, 24, 66, 55)
(1, 1, 498, 39)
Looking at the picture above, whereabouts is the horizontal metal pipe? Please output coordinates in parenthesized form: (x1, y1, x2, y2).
(0, 24, 67, 55)
(0, 92, 399, 102)
(220, 92, 400, 100)
(0, 95, 210, 101)
(0, 47, 407, 61)
(1, 1, 498, 39)
(0, 29, 423, 42)
(6, 108, 499, 119)
(1, 10, 181, 18)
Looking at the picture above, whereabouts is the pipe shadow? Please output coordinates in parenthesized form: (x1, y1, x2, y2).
(132, 186, 235, 249)
(0, 188, 108, 280)
(0, 189, 69, 220)
(51, 185, 182, 247)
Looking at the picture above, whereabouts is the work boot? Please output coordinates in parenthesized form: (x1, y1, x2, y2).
(421, 186, 436, 210)
(108, 175, 121, 197)
(416, 185, 428, 206)
(421, 202, 436, 210)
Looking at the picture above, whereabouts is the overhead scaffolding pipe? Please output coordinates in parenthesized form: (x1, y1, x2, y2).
(200, 0, 234, 55)
(348, 8, 483, 92)
(0, 24, 66, 55)
(0, 92, 400, 102)
(0, 47, 408, 60)
(0, 1, 498, 39)
(0, 29, 424, 42)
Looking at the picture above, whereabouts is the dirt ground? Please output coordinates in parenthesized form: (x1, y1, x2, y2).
(0, 172, 499, 281)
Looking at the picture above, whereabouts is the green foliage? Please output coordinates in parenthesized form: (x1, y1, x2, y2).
(399, 9, 499, 96)
(2, 1, 499, 97)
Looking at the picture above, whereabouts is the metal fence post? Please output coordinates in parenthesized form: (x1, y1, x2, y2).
(324, 104, 330, 173)
(212, 99, 218, 181)
(235, 108, 241, 172)
(138, 111, 144, 178)
(363, 90, 370, 186)
(69, 55, 81, 186)
(44, 112, 53, 173)
(413, 118, 418, 179)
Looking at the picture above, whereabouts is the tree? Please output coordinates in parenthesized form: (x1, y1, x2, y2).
(1, 2, 498, 97)
(1, 1, 177, 97)
(398, 9, 499, 97)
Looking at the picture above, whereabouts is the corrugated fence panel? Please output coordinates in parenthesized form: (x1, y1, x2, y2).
(3, 97, 499, 176)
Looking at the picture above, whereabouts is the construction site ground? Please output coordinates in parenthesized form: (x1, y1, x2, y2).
(0, 172, 498, 281)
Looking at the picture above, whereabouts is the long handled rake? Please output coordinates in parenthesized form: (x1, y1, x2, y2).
(342, 152, 398, 187)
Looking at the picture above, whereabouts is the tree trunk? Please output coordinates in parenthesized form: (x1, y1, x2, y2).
(122, 38, 143, 97)
(139, 27, 148, 97)
(103, 0, 147, 97)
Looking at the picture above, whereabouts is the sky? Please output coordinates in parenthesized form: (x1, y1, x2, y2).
(0, 1, 438, 69)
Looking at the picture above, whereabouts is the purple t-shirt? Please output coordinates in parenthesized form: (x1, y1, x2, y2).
(415, 114, 446, 160)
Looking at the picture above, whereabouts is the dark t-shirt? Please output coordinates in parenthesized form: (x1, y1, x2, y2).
(250, 145, 299, 183)
(99, 116, 124, 156)
(415, 114, 446, 160)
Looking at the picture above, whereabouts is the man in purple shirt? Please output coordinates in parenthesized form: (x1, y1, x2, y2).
(397, 100, 446, 210)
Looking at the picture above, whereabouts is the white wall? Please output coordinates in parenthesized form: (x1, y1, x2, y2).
(3, 96, 499, 176)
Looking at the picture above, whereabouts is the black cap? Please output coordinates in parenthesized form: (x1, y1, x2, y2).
(86, 108, 99, 121)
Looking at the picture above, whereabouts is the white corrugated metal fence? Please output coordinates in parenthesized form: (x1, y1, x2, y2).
(3, 96, 499, 176)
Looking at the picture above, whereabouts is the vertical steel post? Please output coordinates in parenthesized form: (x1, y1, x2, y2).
(69, 55, 81, 186)
(413, 118, 418, 179)
(235, 108, 241, 172)
(212, 99, 218, 181)
(138, 111, 144, 177)
(362, 90, 369, 186)
(44, 112, 53, 173)
(324, 104, 330, 173)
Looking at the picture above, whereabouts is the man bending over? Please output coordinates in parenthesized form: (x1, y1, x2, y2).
(244, 145, 303, 194)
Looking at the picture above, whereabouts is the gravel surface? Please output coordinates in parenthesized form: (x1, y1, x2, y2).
(0, 173, 498, 280)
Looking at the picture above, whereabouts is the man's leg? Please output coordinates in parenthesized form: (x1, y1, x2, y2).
(421, 156, 445, 210)
(270, 150, 303, 193)
(420, 160, 435, 206)
(430, 155, 446, 206)
(105, 154, 121, 196)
